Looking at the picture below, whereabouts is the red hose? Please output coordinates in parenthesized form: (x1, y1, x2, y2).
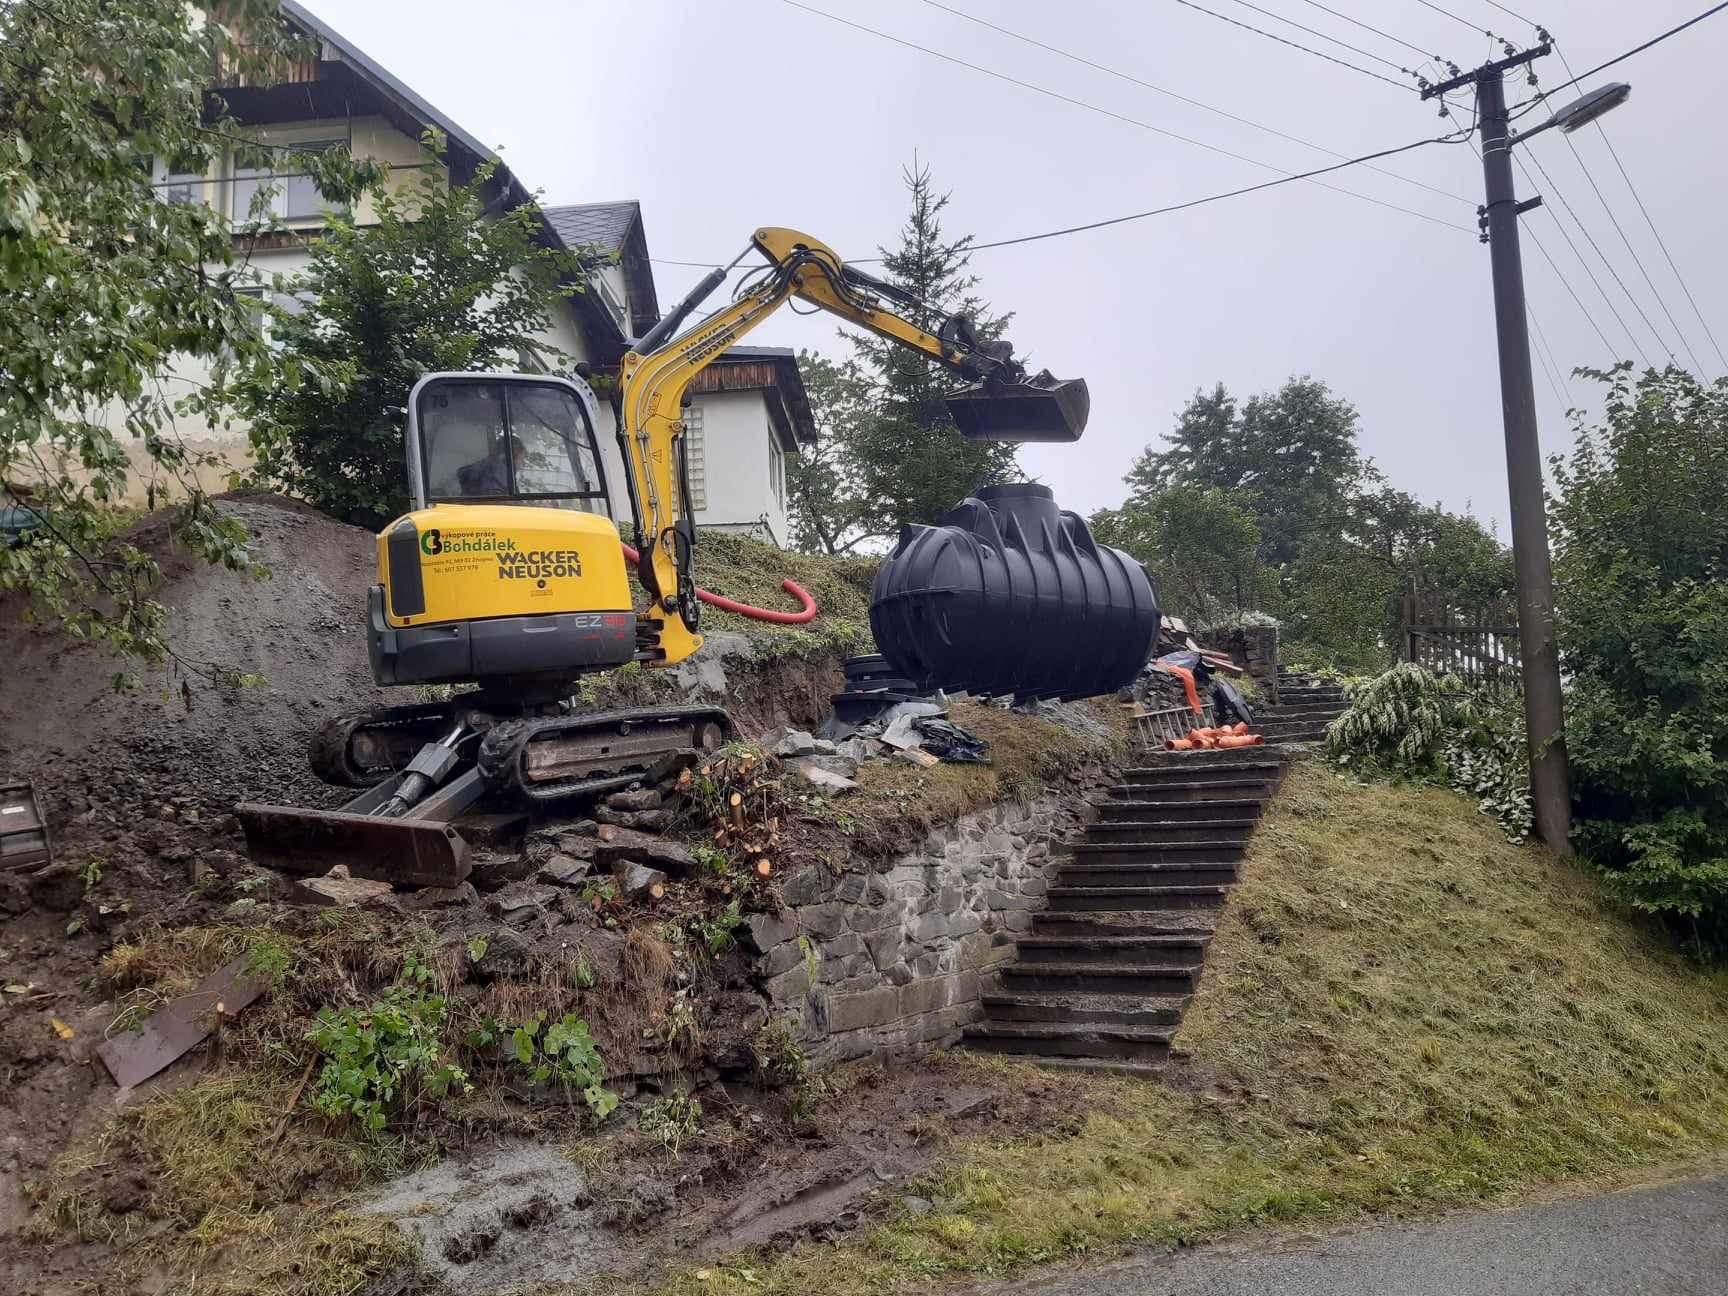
(619, 542, 818, 624)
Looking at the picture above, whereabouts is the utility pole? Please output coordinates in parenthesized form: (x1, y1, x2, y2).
(1424, 45, 1573, 851)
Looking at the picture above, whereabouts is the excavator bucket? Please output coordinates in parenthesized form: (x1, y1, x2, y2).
(236, 802, 471, 888)
(946, 376, 1089, 443)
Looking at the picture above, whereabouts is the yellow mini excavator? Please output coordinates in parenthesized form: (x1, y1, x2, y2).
(237, 226, 1088, 886)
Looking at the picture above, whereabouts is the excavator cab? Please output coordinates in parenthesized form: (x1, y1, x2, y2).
(369, 373, 637, 690)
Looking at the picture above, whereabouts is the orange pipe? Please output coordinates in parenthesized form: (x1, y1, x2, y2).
(619, 543, 818, 624)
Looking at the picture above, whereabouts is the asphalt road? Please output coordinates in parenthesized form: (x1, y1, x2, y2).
(997, 1177, 1728, 1296)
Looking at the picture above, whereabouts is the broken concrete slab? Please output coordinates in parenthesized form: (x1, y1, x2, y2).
(290, 865, 396, 908)
(96, 955, 269, 1088)
(398, 881, 480, 911)
(486, 881, 561, 925)
(604, 788, 663, 813)
(592, 828, 696, 877)
(594, 806, 673, 833)
(789, 754, 859, 780)
(795, 765, 859, 793)
(771, 729, 820, 758)
(536, 853, 593, 886)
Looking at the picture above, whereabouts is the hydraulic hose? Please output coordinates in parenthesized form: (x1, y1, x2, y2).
(620, 542, 818, 624)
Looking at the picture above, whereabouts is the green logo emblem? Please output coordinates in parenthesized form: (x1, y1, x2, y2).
(420, 529, 443, 556)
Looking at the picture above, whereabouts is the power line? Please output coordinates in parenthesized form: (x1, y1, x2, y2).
(964, 131, 1473, 250)
(1526, 299, 1571, 409)
(1169, 0, 1416, 91)
(780, 0, 1473, 232)
(1547, 45, 1709, 373)
(1515, 152, 1649, 365)
(1524, 219, 1616, 358)
(1556, 126, 1698, 370)
(1478, 0, 1543, 31)
(1291, 0, 1440, 61)
(1412, 0, 1506, 41)
(1220, 0, 1417, 74)
(1521, 147, 1664, 364)
(1589, 127, 1728, 372)
(918, 0, 1472, 208)
(1510, 1, 1728, 114)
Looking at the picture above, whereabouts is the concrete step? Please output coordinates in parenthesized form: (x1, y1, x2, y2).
(999, 960, 1200, 995)
(1083, 818, 1256, 845)
(1258, 703, 1346, 720)
(1260, 729, 1330, 744)
(1275, 690, 1345, 704)
(1107, 778, 1277, 803)
(1047, 883, 1229, 911)
(961, 1019, 1176, 1062)
(1065, 840, 1246, 865)
(1057, 860, 1239, 888)
(1096, 797, 1267, 823)
(1014, 933, 1210, 967)
(1122, 757, 1285, 782)
(978, 989, 1189, 1026)
(996, 1055, 1168, 1079)
(1031, 909, 1216, 938)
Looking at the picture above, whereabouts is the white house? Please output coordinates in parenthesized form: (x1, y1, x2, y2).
(128, 0, 813, 543)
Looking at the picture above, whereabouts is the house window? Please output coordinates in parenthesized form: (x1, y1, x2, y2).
(232, 142, 342, 224)
(681, 404, 707, 512)
(155, 149, 208, 207)
(768, 431, 785, 509)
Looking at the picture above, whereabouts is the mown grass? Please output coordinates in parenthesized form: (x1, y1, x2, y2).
(651, 761, 1728, 1295)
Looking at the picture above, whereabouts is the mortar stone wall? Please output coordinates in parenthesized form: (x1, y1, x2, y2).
(1199, 624, 1281, 703)
(749, 784, 1096, 1066)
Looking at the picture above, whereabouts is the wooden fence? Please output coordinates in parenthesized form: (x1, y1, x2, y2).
(1398, 581, 1520, 691)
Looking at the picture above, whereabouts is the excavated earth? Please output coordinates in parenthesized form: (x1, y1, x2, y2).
(0, 494, 1076, 1295)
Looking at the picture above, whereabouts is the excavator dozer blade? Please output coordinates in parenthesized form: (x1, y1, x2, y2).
(946, 376, 1089, 443)
(236, 802, 471, 889)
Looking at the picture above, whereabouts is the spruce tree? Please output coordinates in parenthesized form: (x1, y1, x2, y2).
(838, 162, 1021, 536)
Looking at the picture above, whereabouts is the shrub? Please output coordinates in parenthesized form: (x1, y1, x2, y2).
(307, 950, 469, 1134)
(1327, 663, 1530, 840)
(1550, 366, 1728, 935)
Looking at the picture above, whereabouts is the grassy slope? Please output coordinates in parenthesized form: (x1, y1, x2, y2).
(664, 761, 1728, 1295)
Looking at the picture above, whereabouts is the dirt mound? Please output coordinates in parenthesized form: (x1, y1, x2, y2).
(0, 494, 387, 816)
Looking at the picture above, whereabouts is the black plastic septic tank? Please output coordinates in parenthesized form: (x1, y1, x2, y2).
(869, 483, 1160, 701)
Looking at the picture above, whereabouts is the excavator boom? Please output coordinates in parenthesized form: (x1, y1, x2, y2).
(619, 226, 1089, 667)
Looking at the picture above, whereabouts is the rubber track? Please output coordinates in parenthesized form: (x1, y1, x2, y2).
(477, 704, 733, 802)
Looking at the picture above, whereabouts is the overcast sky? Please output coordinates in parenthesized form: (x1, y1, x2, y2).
(303, 0, 1727, 534)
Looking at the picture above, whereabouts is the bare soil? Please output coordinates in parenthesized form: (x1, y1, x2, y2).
(0, 495, 1090, 1296)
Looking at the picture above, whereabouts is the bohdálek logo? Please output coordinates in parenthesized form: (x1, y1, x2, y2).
(420, 530, 515, 557)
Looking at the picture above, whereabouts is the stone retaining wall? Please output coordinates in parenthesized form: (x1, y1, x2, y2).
(1199, 624, 1281, 704)
(749, 784, 1096, 1067)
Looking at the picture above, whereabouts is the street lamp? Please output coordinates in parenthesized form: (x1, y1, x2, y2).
(1423, 49, 1631, 852)
(1512, 83, 1632, 144)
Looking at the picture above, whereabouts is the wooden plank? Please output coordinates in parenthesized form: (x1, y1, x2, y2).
(96, 956, 269, 1089)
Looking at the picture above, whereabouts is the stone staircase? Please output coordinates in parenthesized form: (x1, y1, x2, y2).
(1249, 670, 1350, 746)
(961, 747, 1289, 1075)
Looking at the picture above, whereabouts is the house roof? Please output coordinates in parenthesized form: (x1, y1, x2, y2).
(226, 3, 647, 361)
(543, 202, 640, 252)
(544, 203, 661, 338)
(686, 346, 817, 451)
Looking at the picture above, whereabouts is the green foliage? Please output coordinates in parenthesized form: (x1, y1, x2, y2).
(1107, 378, 1510, 673)
(638, 1092, 702, 1156)
(791, 162, 1020, 549)
(0, 0, 301, 660)
(307, 949, 469, 1135)
(1550, 365, 1728, 933)
(240, 136, 599, 529)
(1091, 485, 1274, 624)
(1327, 663, 1530, 840)
(694, 898, 746, 957)
(509, 1012, 617, 1119)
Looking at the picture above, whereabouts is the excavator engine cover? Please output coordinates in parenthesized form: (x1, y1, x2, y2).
(870, 483, 1158, 701)
(944, 376, 1088, 443)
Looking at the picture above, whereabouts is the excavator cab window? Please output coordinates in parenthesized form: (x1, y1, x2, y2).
(413, 375, 610, 514)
